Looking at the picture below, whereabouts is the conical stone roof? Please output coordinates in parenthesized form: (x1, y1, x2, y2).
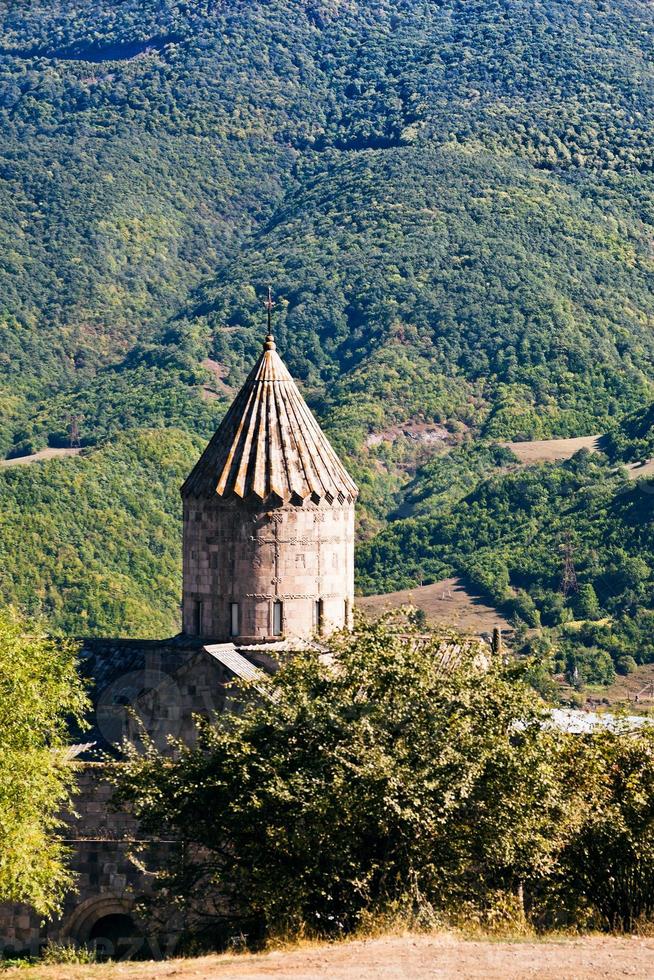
(182, 335, 359, 504)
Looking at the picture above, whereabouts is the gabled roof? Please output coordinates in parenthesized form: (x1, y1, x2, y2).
(181, 335, 358, 504)
(203, 644, 280, 701)
(203, 643, 266, 684)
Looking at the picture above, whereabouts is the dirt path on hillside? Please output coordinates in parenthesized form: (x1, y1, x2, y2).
(0, 448, 82, 468)
(26, 933, 654, 980)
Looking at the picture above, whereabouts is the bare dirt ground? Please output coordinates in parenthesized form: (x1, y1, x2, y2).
(625, 459, 654, 480)
(22, 934, 654, 980)
(357, 577, 511, 635)
(584, 662, 654, 712)
(365, 420, 456, 449)
(502, 435, 602, 464)
(0, 448, 82, 468)
(201, 358, 235, 401)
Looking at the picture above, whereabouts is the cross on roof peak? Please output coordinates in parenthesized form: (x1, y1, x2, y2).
(263, 285, 276, 340)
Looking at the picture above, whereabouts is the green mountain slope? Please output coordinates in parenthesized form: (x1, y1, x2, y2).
(357, 446, 654, 684)
(3, 1, 654, 637)
(196, 145, 654, 444)
(605, 403, 654, 464)
(2, 0, 654, 459)
(0, 430, 200, 636)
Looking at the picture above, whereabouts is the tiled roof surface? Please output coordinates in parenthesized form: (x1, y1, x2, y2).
(203, 643, 266, 683)
(181, 335, 358, 504)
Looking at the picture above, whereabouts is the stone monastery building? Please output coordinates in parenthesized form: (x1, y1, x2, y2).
(0, 330, 359, 958)
(181, 331, 358, 643)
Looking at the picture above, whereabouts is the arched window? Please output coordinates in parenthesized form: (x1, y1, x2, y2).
(230, 602, 239, 637)
(193, 601, 203, 636)
(273, 600, 283, 636)
(314, 598, 324, 635)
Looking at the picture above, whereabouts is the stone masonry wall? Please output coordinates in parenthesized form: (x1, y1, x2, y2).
(0, 766, 178, 958)
(0, 641, 225, 959)
(182, 497, 355, 642)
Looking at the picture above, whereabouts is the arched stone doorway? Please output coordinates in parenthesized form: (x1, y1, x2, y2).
(88, 912, 143, 961)
(62, 895, 145, 959)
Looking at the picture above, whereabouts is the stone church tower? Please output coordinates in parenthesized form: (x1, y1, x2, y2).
(0, 317, 360, 955)
(180, 328, 358, 643)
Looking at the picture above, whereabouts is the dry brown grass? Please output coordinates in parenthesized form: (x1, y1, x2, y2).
(357, 577, 511, 635)
(501, 436, 602, 464)
(0, 448, 82, 469)
(501, 434, 654, 481)
(12, 932, 654, 980)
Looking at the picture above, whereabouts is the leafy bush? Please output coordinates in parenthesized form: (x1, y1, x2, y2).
(40, 942, 96, 965)
(605, 403, 654, 463)
(568, 647, 616, 687)
(552, 728, 654, 930)
(616, 655, 637, 676)
(112, 615, 593, 940)
(114, 617, 654, 939)
(505, 591, 541, 628)
(0, 608, 89, 913)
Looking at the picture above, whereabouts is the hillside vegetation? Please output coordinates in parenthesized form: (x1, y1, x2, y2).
(2, 0, 654, 459)
(358, 446, 654, 687)
(3, 2, 654, 638)
(0, 430, 200, 636)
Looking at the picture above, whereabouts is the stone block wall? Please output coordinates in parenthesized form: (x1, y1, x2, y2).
(182, 497, 355, 642)
(0, 765, 178, 958)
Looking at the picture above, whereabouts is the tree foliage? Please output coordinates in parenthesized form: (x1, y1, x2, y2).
(605, 403, 654, 465)
(0, 428, 201, 637)
(2, 0, 654, 463)
(0, 607, 89, 914)
(553, 728, 654, 929)
(113, 616, 654, 939)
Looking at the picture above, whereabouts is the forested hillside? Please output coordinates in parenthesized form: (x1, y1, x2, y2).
(3, 0, 654, 459)
(357, 446, 654, 686)
(3, 1, 654, 639)
(0, 430, 200, 636)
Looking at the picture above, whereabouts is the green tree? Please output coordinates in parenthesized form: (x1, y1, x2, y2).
(0, 608, 89, 914)
(114, 614, 574, 941)
(564, 646, 616, 687)
(576, 584, 601, 621)
(616, 655, 637, 676)
(506, 590, 541, 627)
(539, 591, 571, 628)
(555, 728, 654, 930)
